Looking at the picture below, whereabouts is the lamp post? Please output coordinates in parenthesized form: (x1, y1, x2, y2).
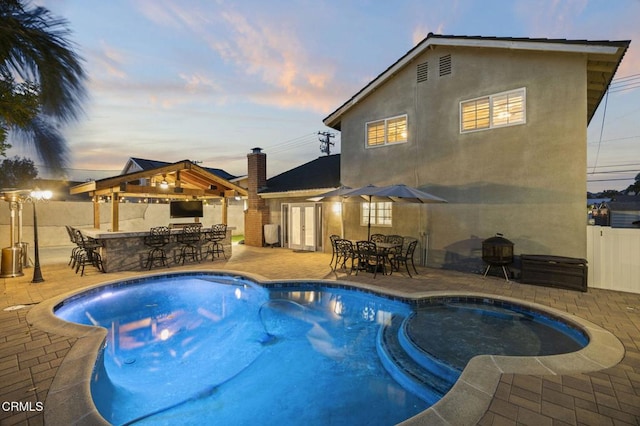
(30, 189, 52, 283)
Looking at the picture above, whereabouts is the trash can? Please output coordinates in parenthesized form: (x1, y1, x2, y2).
(0, 246, 24, 278)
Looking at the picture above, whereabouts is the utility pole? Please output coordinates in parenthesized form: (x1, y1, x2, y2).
(318, 131, 335, 155)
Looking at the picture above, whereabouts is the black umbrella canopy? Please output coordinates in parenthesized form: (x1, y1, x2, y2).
(369, 184, 447, 203)
(312, 184, 447, 239)
(307, 185, 353, 202)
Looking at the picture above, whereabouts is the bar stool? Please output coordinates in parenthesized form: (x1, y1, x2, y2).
(176, 224, 202, 264)
(204, 223, 227, 260)
(144, 226, 171, 269)
(73, 229, 105, 276)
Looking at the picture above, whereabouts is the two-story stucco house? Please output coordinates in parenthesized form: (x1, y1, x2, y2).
(323, 34, 629, 271)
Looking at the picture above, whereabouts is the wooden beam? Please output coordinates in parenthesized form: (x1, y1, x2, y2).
(117, 184, 223, 198)
(70, 181, 97, 194)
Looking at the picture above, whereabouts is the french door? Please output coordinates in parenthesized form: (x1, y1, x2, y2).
(287, 203, 319, 251)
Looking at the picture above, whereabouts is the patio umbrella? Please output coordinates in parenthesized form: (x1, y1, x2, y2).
(342, 184, 447, 239)
(368, 184, 447, 264)
(370, 184, 448, 204)
(308, 185, 353, 202)
(338, 185, 381, 240)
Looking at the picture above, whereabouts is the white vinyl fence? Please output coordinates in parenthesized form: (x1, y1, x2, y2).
(587, 225, 640, 294)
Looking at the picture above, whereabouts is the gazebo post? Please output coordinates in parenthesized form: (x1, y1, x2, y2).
(111, 193, 119, 231)
(221, 197, 228, 225)
(92, 196, 100, 229)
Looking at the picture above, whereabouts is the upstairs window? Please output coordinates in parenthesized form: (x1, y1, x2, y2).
(460, 88, 526, 133)
(366, 115, 407, 147)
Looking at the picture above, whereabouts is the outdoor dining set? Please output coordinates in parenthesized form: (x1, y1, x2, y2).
(64, 223, 228, 275)
(330, 234, 419, 278)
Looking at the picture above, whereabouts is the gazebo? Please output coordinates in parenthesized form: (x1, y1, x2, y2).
(70, 160, 247, 231)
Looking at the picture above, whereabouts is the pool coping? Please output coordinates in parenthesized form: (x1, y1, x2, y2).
(26, 270, 625, 426)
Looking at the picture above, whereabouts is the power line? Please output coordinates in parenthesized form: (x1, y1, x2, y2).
(587, 169, 638, 175)
(587, 177, 636, 182)
(590, 90, 609, 174)
(267, 133, 319, 155)
(587, 135, 640, 145)
(588, 162, 640, 169)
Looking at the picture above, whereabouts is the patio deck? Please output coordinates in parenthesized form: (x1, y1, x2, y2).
(1, 244, 639, 425)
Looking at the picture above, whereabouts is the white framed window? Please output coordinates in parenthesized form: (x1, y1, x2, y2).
(460, 88, 526, 133)
(366, 115, 407, 147)
(361, 202, 392, 226)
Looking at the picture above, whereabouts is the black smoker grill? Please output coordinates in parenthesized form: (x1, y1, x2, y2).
(482, 233, 514, 281)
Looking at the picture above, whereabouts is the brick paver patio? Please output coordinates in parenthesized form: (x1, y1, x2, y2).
(1, 244, 639, 425)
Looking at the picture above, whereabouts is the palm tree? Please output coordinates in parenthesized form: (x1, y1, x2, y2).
(625, 172, 640, 196)
(0, 0, 86, 174)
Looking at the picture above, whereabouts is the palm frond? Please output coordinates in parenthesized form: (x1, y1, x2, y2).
(12, 115, 69, 173)
(0, 1, 87, 123)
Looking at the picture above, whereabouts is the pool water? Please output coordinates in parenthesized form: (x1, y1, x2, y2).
(406, 301, 588, 371)
(55, 275, 424, 425)
(54, 274, 588, 425)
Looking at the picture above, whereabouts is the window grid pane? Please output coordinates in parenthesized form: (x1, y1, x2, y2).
(361, 202, 392, 226)
(461, 98, 490, 131)
(386, 116, 407, 143)
(461, 88, 525, 133)
(367, 121, 385, 146)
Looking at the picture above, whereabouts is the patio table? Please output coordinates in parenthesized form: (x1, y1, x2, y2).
(375, 242, 402, 273)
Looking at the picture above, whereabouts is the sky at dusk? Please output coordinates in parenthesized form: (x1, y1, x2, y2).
(8, 0, 640, 193)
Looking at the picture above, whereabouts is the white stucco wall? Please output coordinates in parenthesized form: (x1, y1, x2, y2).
(338, 45, 588, 271)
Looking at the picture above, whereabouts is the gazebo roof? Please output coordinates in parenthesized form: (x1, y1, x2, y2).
(70, 159, 247, 200)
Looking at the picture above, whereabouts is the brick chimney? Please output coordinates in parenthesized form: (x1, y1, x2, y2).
(244, 147, 270, 246)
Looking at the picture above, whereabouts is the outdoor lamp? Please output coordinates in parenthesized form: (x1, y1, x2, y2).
(30, 189, 52, 283)
(160, 175, 169, 189)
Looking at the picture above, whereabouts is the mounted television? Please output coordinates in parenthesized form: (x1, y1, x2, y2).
(170, 200, 203, 218)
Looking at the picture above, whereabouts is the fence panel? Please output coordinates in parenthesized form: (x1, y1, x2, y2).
(587, 225, 640, 294)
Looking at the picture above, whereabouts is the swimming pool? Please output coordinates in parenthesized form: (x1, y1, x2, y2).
(52, 272, 592, 425)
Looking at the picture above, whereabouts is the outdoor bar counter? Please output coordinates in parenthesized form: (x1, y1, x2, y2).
(82, 227, 233, 273)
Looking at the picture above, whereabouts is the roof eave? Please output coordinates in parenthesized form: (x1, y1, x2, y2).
(323, 35, 630, 129)
(259, 188, 338, 199)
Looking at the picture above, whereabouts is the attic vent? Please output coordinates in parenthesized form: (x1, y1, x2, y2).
(439, 54, 452, 77)
(417, 61, 429, 83)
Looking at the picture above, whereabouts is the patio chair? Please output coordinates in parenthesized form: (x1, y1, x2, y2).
(73, 229, 105, 276)
(334, 239, 357, 274)
(176, 224, 202, 265)
(144, 226, 171, 269)
(329, 234, 340, 269)
(392, 239, 418, 278)
(370, 234, 386, 244)
(65, 225, 83, 269)
(383, 235, 404, 271)
(356, 240, 386, 278)
(204, 224, 227, 260)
